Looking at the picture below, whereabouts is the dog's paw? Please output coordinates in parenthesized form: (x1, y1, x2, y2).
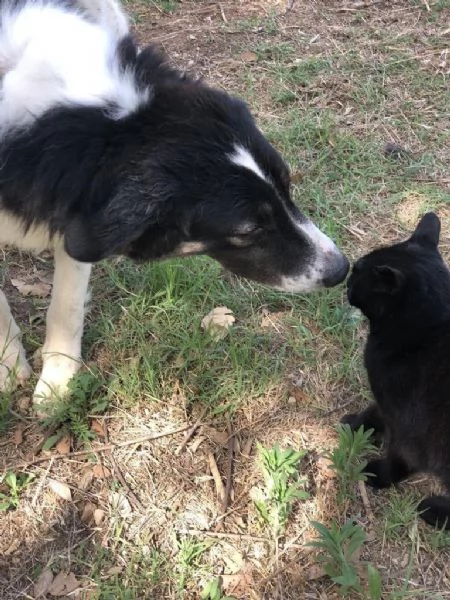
(0, 346, 32, 392)
(33, 355, 81, 409)
(418, 496, 450, 530)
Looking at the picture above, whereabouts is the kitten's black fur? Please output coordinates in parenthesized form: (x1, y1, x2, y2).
(342, 213, 450, 529)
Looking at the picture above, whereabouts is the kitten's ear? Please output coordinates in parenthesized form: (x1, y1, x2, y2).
(373, 265, 405, 294)
(410, 212, 440, 249)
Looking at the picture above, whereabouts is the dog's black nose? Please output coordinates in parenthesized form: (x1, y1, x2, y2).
(323, 255, 350, 288)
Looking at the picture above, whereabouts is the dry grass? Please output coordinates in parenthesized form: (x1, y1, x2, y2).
(1, 1, 450, 599)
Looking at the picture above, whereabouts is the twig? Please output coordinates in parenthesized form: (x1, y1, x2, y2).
(341, 224, 365, 242)
(218, 3, 228, 24)
(421, 0, 431, 11)
(29, 424, 58, 457)
(31, 456, 54, 508)
(6, 424, 193, 470)
(103, 426, 144, 512)
(175, 407, 208, 456)
(109, 454, 144, 512)
(323, 399, 355, 417)
(186, 529, 270, 543)
(208, 451, 225, 504)
(221, 418, 235, 514)
(284, 0, 296, 13)
(358, 480, 375, 521)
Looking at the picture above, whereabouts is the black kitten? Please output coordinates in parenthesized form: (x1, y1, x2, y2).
(342, 212, 450, 529)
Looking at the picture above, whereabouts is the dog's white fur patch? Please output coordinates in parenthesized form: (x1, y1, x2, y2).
(0, 211, 54, 253)
(0, 289, 32, 390)
(228, 145, 267, 182)
(299, 220, 341, 255)
(0, 1, 148, 137)
(33, 243, 92, 405)
(78, 0, 129, 37)
(0, 0, 138, 405)
(277, 219, 345, 292)
(176, 241, 207, 255)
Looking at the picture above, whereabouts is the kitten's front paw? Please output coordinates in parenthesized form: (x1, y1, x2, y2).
(341, 411, 365, 431)
(364, 459, 394, 489)
(418, 496, 450, 530)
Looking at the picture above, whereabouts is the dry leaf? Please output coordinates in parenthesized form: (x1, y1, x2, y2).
(92, 464, 111, 479)
(79, 468, 94, 492)
(316, 456, 336, 480)
(48, 571, 79, 596)
(33, 568, 54, 598)
(55, 435, 71, 455)
(241, 437, 253, 458)
(91, 418, 106, 438)
(109, 492, 132, 517)
(306, 564, 326, 580)
(106, 566, 123, 577)
(240, 50, 258, 63)
(17, 395, 31, 413)
(80, 502, 96, 525)
(190, 435, 206, 453)
(13, 423, 24, 446)
(201, 306, 235, 340)
(222, 564, 254, 595)
(48, 479, 72, 501)
(204, 426, 229, 448)
(10, 277, 51, 298)
(94, 508, 106, 525)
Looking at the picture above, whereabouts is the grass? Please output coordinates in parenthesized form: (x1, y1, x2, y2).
(1, 1, 450, 599)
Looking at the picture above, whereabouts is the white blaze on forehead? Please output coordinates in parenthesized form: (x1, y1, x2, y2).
(228, 145, 268, 182)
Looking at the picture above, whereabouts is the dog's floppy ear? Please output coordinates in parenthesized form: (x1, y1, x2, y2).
(372, 265, 405, 295)
(64, 207, 151, 263)
(410, 212, 440, 249)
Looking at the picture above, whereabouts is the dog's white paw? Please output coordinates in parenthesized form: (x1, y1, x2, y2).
(0, 345, 32, 392)
(33, 355, 81, 407)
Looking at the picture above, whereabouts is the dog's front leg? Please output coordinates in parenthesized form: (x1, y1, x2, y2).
(0, 289, 32, 390)
(33, 243, 91, 407)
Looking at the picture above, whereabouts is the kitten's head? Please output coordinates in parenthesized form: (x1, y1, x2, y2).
(347, 213, 449, 321)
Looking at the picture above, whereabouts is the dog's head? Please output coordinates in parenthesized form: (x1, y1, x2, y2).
(65, 46, 348, 292)
(347, 212, 449, 321)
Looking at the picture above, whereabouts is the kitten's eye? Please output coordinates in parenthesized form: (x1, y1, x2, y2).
(352, 260, 365, 274)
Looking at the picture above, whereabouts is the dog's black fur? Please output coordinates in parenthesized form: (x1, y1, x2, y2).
(343, 213, 450, 529)
(0, 36, 348, 289)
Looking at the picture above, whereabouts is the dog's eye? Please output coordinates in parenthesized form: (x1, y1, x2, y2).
(236, 227, 263, 236)
(233, 224, 262, 236)
(227, 228, 263, 246)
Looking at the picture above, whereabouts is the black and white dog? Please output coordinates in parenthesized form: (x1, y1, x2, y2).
(0, 0, 348, 406)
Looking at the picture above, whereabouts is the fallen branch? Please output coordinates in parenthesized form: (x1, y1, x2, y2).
(186, 529, 270, 543)
(221, 418, 235, 514)
(358, 480, 375, 522)
(218, 3, 228, 23)
(175, 407, 208, 456)
(6, 424, 193, 471)
(208, 452, 225, 504)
